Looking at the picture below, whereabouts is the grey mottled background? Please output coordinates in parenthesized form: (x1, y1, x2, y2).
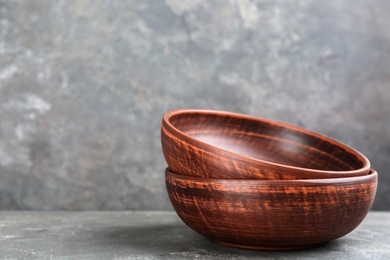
(0, 0, 389, 210)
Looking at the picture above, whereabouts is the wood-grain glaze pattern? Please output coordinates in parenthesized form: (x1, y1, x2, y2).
(166, 168, 377, 250)
(162, 109, 370, 180)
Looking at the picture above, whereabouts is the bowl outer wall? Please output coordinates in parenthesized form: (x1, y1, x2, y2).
(165, 168, 378, 249)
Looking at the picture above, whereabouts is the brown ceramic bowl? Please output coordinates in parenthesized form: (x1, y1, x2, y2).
(162, 109, 370, 180)
(166, 168, 377, 250)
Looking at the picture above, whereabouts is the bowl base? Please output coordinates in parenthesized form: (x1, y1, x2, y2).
(215, 240, 327, 251)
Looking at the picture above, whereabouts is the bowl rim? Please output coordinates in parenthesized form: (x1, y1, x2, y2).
(162, 108, 370, 175)
(165, 167, 377, 185)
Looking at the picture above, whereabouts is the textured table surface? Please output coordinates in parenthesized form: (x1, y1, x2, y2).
(0, 211, 388, 259)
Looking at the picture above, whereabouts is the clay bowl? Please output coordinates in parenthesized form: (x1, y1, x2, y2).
(162, 109, 370, 180)
(166, 168, 377, 250)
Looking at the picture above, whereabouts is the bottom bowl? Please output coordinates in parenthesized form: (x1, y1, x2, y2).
(165, 168, 377, 250)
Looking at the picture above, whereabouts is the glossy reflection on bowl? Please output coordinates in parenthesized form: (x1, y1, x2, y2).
(166, 168, 377, 250)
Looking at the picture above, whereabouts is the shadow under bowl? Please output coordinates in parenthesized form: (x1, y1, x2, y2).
(165, 168, 377, 250)
(162, 109, 370, 180)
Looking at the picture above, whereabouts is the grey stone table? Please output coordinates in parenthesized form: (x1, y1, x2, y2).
(0, 211, 388, 259)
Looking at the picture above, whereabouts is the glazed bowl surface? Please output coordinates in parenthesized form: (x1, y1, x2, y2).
(165, 168, 377, 250)
(162, 109, 370, 179)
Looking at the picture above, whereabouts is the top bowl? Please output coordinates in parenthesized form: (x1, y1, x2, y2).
(161, 109, 370, 180)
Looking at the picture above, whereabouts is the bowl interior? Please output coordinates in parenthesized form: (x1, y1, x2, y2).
(168, 111, 366, 172)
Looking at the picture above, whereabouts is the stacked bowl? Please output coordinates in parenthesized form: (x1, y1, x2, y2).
(161, 109, 377, 250)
